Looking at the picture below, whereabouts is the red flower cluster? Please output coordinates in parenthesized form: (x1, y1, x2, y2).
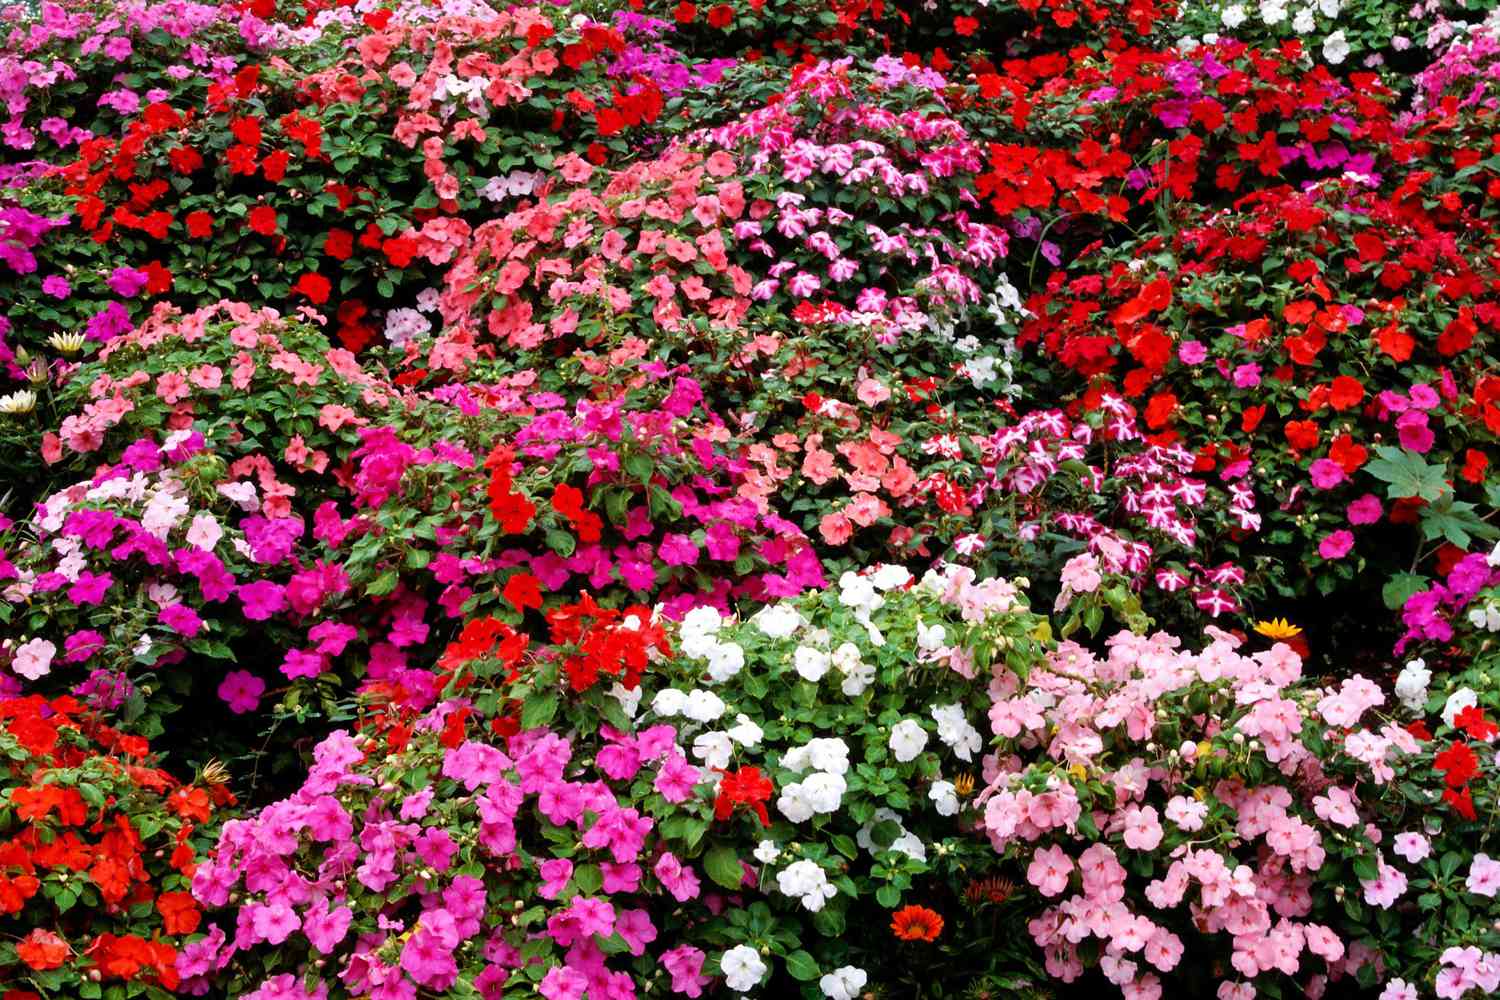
(545, 596, 668, 692)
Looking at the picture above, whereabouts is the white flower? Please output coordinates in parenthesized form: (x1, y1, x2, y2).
(837, 571, 882, 613)
(806, 738, 851, 775)
(1291, 6, 1315, 33)
(1394, 659, 1431, 713)
(720, 946, 767, 992)
(726, 713, 764, 748)
(794, 645, 831, 682)
(652, 689, 689, 717)
(801, 771, 847, 813)
(840, 659, 876, 697)
(1220, 2, 1247, 26)
(681, 605, 724, 640)
(692, 731, 733, 770)
(889, 719, 929, 762)
(1258, 0, 1287, 22)
(0, 390, 36, 415)
(754, 840, 780, 864)
(890, 831, 928, 862)
(754, 603, 803, 638)
(931, 704, 982, 761)
(1316, 0, 1339, 15)
(1443, 687, 1479, 729)
(684, 689, 727, 723)
(1322, 28, 1350, 64)
(929, 780, 960, 816)
(776, 860, 837, 912)
(777, 783, 817, 823)
(871, 564, 912, 591)
(679, 631, 719, 660)
(607, 683, 641, 719)
(705, 642, 746, 682)
(1488, 540, 1500, 568)
(916, 621, 948, 653)
(821, 966, 868, 1000)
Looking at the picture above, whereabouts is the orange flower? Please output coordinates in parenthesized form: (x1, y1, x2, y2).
(891, 904, 944, 942)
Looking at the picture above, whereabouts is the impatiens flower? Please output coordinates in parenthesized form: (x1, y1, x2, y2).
(1467, 854, 1500, 897)
(218, 670, 266, 713)
(1393, 832, 1431, 863)
(1318, 530, 1354, 560)
(888, 719, 928, 762)
(720, 945, 767, 991)
(1027, 844, 1073, 896)
(12, 638, 56, 681)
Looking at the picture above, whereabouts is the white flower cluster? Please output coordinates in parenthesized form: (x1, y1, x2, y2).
(857, 807, 926, 861)
(792, 639, 875, 695)
(679, 606, 746, 682)
(777, 771, 848, 823)
(775, 859, 837, 912)
(1394, 658, 1431, 713)
(720, 945, 767, 992)
(929, 780, 960, 816)
(1468, 600, 1500, 632)
(752, 602, 805, 639)
(778, 736, 851, 820)
(931, 703, 982, 761)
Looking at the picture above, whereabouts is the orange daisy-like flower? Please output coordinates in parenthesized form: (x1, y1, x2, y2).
(891, 904, 944, 942)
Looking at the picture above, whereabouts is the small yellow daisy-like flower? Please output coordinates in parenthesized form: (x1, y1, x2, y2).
(953, 773, 976, 798)
(1254, 617, 1302, 640)
(1066, 762, 1088, 782)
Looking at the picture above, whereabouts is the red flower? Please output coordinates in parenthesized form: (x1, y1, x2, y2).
(953, 15, 979, 34)
(156, 891, 201, 935)
(1455, 706, 1499, 741)
(1462, 448, 1489, 484)
(167, 146, 202, 174)
(715, 766, 772, 825)
(248, 206, 278, 236)
(1435, 740, 1479, 788)
(292, 272, 331, 305)
(1283, 419, 1319, 452)
(674, 1, 697, 21)
(225, 144, 257, 175)
(891, 905, 944, 942)
(382, 236, 417, 268)
(261, 149, 291, 183)
(16, 930, 68, 971)
(707, 2, 733, 26)
(1327, 375, 1364, 411)
(185, 211, 213, 239)
(230, 116, 262, 147)
(324, 228, 354, 261)
(503, 572, 543, 614)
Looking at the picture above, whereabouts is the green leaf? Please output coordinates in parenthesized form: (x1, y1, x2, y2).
(1351, 854, 1379, 881)
(703, 845, 744, 890)
(520, 692, 558, 729)
(1364, 446, 1450, 501)
(573, 864, 603, 896)
(784, 950, 820, 981)
(1382, 573, 1428, 611)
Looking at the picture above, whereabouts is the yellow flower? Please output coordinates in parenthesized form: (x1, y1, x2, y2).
(953, 773, 976, 798)
(1066, 762, 1088, 782)
(1253, 617, 1302, 640)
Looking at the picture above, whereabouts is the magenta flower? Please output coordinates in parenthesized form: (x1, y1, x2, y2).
(658, 533, 700, 567)
(218, 670, 266, 713)
(1346, 494, 1382, 525)
(159, 604, 202, 637)
(1308, 458, 1346, 489)
(1318, 530, 1355, 560)
(239, 580, 287, 620)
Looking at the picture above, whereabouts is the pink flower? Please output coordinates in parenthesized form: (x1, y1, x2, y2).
(159, 604, 202, 637)
(1346, 494, 1382, 525)
(1360, 858, 1408, 909)
(1178, 340, 1207, 364)
(239, 581, 287, 621)
(1318, 530, 1354, 560)
(1164, 796, 1206, 832)
(539, 858, 573, 900)
(662, 944, 709, 996)
(658, 533, 700, 567)
(12, 638, 56, 681)
(1467, 854, 1500, 897)
(1026, 844, 1073, 897)
(1122, 805, 1164, 851)
(1379, 980, 1418, 1000)
(539, 966, 588, 1000)
(1060, 552, 1102, 594)
(654, 852, 701, 902)
(1393, 832, 1430, 863)
(1144, 928, 1183, 971)
(301, 898, 352, 954)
